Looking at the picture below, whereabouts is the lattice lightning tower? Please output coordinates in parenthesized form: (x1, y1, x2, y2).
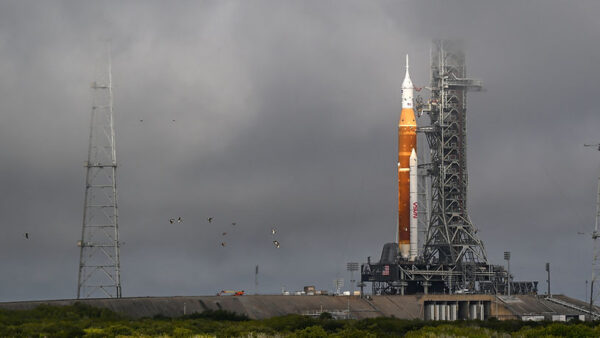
(77, 45, 122, 299)
(585, 143, 600, 313)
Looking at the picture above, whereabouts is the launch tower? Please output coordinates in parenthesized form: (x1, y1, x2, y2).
(421, 40, 488, 287)
(361, 40, 537, 295)
(77, 45, 122, 299)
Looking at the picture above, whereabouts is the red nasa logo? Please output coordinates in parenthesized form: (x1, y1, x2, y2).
(412, 202, 418, 218)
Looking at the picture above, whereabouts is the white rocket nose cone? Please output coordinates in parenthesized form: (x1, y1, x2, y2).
(410, 148, 417, 162)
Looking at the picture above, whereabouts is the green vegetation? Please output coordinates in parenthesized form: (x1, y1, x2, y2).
(1, 303, 600, 337)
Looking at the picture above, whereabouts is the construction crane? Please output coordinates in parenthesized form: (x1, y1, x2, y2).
(585, 143, 600, 314)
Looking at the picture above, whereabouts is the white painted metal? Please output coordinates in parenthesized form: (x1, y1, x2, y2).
(401, 54, 413, 109)
(428, 304, 435, 320)
(450, 304, 457, 321)
(409, 149, 418, 261)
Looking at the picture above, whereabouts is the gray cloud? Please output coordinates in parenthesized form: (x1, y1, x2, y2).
(0, 0, 599, 301)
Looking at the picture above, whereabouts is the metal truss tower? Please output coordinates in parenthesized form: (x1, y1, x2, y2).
(585, 143, 600, 312)
(77, 45, 122, 299)
(422, 40, 487, 286)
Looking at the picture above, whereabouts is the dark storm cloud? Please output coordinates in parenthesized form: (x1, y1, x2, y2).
(0, 0, 599, 301)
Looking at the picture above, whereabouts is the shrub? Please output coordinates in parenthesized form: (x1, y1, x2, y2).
(404, 324, 497, 338)
(263, 314, 318, 332)
(516, 323, 598, 338)
(331, 327, 376, 338)
(290, 325, 328, 338)
(105, 324, 132, 336)
(320, 319, 344, 332)
(173, 326, 194, 337)
(83, 327, 105, 338)
(183, 309, 249, 321)
(318, 312, 333, 320)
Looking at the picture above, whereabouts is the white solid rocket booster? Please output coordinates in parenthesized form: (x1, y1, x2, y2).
(409, 148, 418, 261)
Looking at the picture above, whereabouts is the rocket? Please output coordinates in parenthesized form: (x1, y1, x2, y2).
(398, 54, 418, 260)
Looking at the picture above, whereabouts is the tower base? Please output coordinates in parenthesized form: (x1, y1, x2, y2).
(361, 243, 538, 296)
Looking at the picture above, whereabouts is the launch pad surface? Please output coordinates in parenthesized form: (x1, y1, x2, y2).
(0, 294, 593, 321)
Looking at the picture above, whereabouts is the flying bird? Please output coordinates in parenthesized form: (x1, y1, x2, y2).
(221, 242, 226, 247)
(222, 232, 227, 236)
(208, 217, 213, 223)
(139, 119, 143, 122)
(231, 222, 236, 226)
(271, 228, 277, 235)
(169, 218, 175, 224)
(24, 233, 29, 239)
(273, 240, 280, 248)
(177, 217, 183, 223)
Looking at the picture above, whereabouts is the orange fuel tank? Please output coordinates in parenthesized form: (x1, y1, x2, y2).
(398, 55, 416, 259)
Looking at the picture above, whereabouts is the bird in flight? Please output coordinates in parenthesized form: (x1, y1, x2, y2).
(222, 232, 227, 236)
(271, 228, 277, 235)
(273, 240, 280, 248)
(177, 217, 183, 223)
(221, 242, 226, 247)
(169, 218, 175, 224)
(24, 233, 29, 239)
(139, 119, 143, 122)
(231, 222, 236, 226)
(208, 217, 213, 223)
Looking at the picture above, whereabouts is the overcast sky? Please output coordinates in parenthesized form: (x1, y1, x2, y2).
(1, 0, 600, 302)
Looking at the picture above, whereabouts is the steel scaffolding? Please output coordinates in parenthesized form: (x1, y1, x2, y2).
(420, 40, 488, 289)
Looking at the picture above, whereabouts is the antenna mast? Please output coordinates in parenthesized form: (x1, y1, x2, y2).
(585, 143, 600, 313)
(77, 43, 122, 298)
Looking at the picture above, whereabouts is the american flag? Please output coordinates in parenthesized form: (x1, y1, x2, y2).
(382, 265, 390, 276)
